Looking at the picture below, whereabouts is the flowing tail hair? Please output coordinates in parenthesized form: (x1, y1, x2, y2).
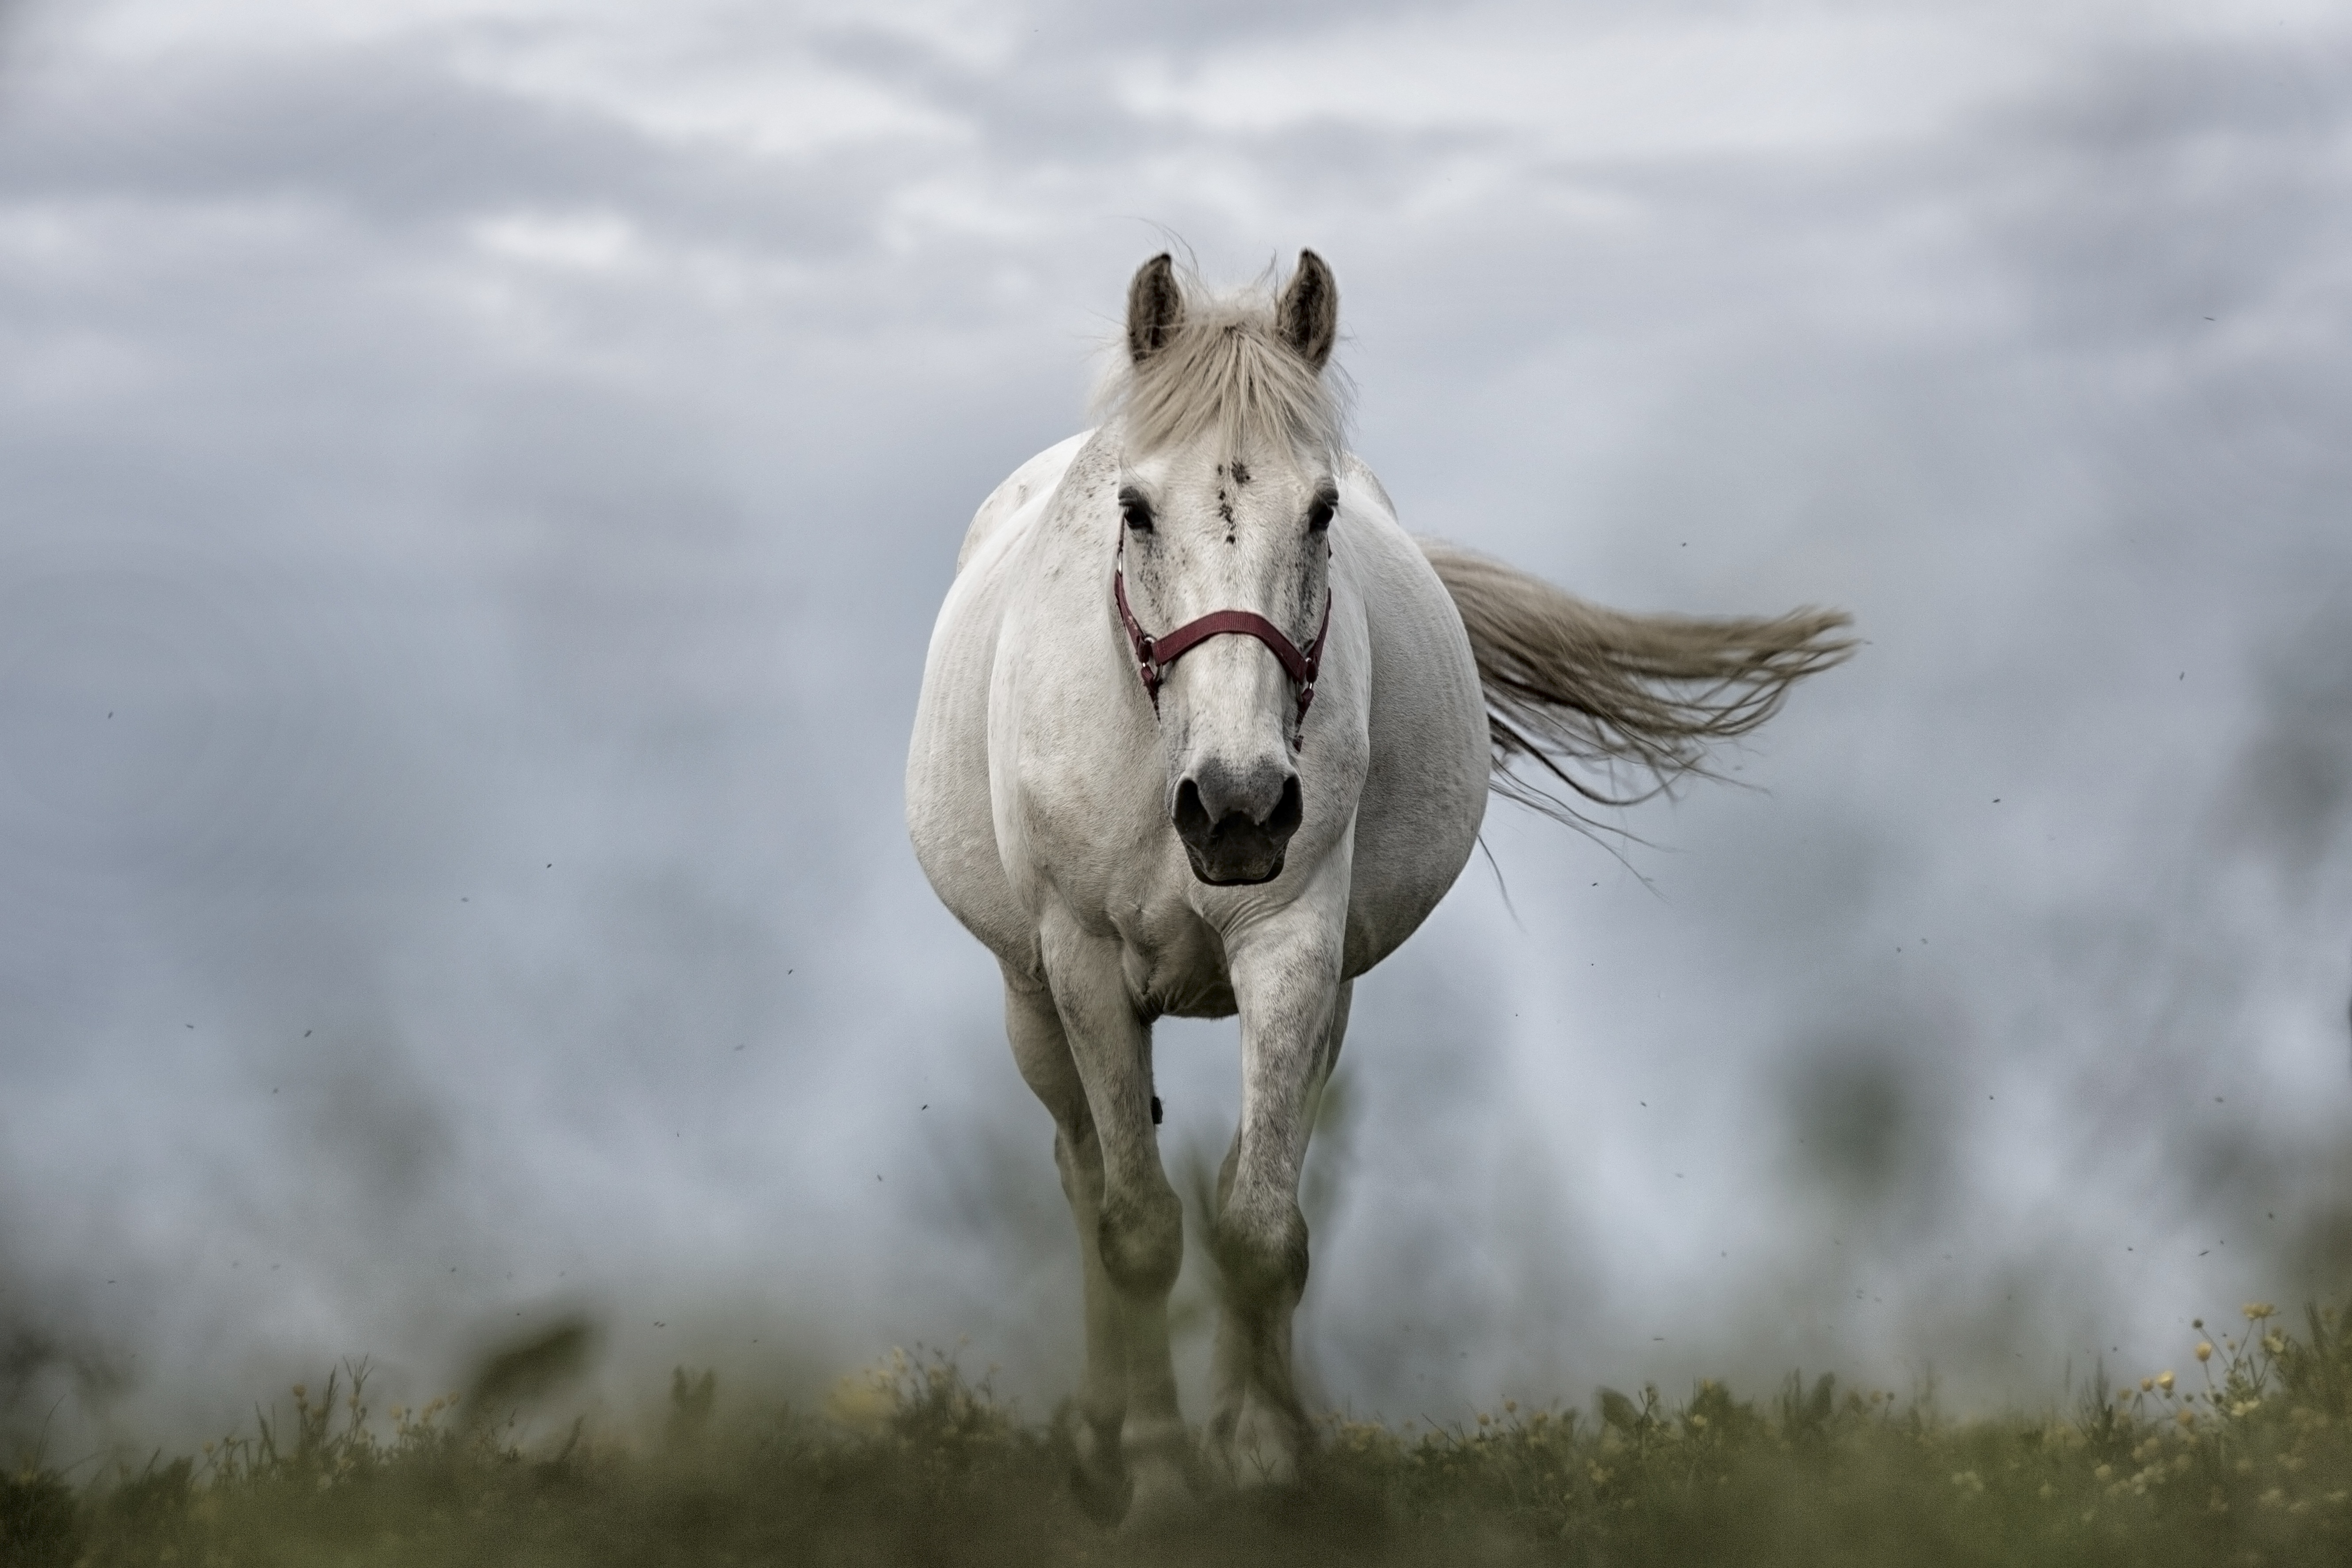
(1418, 539, 1855, 828)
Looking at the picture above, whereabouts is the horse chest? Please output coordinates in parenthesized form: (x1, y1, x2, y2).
(1116, 903, 1241, 1020)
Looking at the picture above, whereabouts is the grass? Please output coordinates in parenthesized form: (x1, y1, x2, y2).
(10, 1302, 2352, 1566)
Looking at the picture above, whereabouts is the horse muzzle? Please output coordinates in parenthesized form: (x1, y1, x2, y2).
(1172, 761, 1303, 886)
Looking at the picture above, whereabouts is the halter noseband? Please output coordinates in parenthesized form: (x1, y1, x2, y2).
(1113, 535, 1331, 732)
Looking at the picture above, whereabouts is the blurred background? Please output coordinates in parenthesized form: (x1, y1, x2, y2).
(3, 0, 2349, 1451)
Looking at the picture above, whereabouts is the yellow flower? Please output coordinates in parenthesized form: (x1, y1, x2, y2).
(2196, 1341, 2213, 1362)
(2244, 1302, 2276, 1321)
(2140, 1376, 2154, 1391)
(824, 1366, 897, 1433)
(292, 1383, 308, 1401)
(2157, 1371, 2175, 1392)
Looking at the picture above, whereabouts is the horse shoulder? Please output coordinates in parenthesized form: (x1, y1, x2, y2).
(955, 430, 1093, 574)
(909, 435, 1094, 977)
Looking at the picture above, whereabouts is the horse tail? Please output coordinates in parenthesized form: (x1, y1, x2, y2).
(1417, 538, 1855, 825)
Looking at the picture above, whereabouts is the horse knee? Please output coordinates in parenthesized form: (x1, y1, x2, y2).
(1097, 1185, 1184, 1296)
(1214, 1199, 1308, 1303)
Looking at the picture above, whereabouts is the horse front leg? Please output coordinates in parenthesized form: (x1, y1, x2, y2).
(1001, 969, 1128, 1519)
(1036, 917, 1192, 1526)
(1205, 928, 1348, 1488)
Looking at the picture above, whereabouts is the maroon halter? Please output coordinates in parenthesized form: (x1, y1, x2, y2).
(1112, 537, 1332, 730)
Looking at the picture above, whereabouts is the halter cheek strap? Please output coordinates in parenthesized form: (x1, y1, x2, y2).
(1113, 536, 1332, 730)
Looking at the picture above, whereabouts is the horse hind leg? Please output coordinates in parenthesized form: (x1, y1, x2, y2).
(1002, 971, 1128, 1520)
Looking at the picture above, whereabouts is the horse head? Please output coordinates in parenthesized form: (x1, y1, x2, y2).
(1108, 250, 1343, 886)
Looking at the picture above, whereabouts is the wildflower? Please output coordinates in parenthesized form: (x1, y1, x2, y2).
(2263, 1332, 2287, 1356)
(2140, 1376, 2154, 1392)
(824, 1366, 897, 1433)
(2157, 1370, 2175, 1392)
(2244, 1302, 2276, 1321)
(1503, 1399, 1517, 1414)
(1690, 1413, 1708, 1430)
(1476, 1412, 1490, 1427)
(2196, 1341, 2213, 1362)
(292, 1383, 308, 1401)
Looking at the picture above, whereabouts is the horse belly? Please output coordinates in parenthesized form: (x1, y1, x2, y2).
(1337, 495, 1491, 976)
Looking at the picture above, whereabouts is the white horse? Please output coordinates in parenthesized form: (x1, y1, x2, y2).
(905, 252, 1849, 1522)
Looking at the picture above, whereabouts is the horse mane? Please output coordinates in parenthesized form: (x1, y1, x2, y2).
(1418, 538, 1856, 825)
(1093, 265, 1349, 460)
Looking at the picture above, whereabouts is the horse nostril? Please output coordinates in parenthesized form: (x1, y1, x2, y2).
(1173, 778, 1211, 840)
(1267, 776, 1301, 838)
(1171, 768, 1302, 886)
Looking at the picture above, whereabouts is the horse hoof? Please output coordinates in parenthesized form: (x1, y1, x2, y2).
(1068, 1460, 1131, 1528)
(1119, 1464, 1197, 1534)
(1209, 1402, 1305, 1490)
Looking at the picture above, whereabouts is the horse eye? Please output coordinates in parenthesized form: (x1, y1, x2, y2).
(1305, 488, 1337, 533)
(1118, 486, 1155, 532)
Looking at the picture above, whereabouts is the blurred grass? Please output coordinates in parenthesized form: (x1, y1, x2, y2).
(11, 1302, 2352, 1566)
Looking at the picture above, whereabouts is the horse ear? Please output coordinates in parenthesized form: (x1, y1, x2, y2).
(1275, 249, 1337, 370)
(1127, 253, 1183, 362)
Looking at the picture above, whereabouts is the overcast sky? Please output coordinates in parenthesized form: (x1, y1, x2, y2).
(4, 0, 2350, 1449)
